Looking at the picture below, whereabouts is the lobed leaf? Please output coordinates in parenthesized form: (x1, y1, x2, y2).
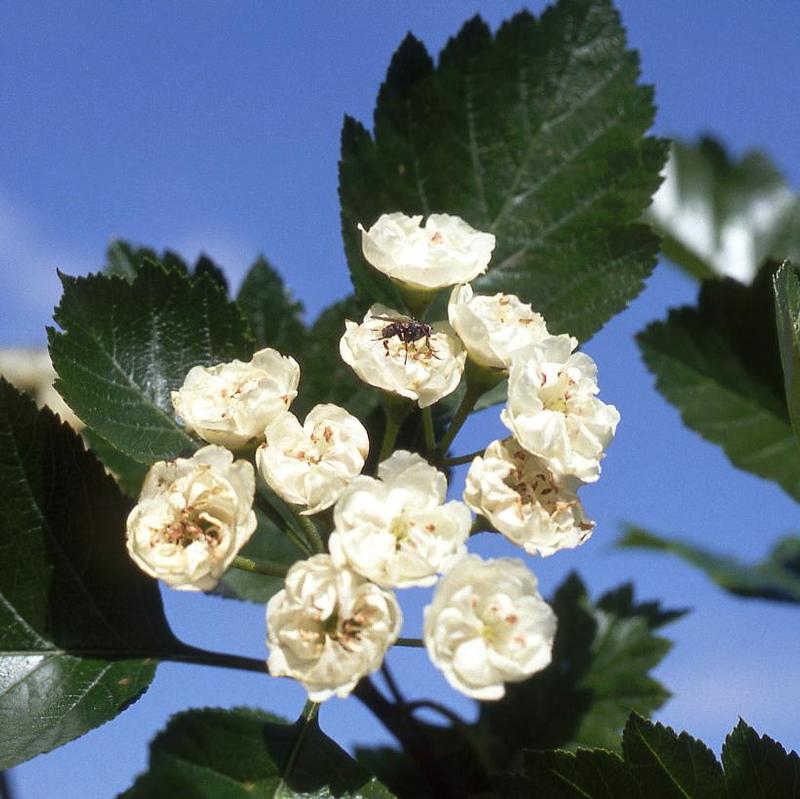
(49, 260, 254, 465)
(340, 0, 667, 342)
(0, 379, 181, 769)
(121, 706, 395, 798)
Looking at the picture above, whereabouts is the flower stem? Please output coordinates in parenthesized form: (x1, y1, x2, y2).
(166, 644, 268, 675)
(422, 406, 436, 455)
(292, 508, 326, 554)
(283, 700, 319, 786)
(256, 488, 313, 556)
(439, 448, 485, 467)
(232, 555, 288, 578)
(395, 637, 425, 648)
(379, 394, 411, 462)
(434, 383, 483, 459)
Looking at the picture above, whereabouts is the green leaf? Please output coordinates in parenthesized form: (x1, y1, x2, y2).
(619, 525, 800, 604)
(638, 265, 800, 501)
(83, 427, 149, 498)
(0, 379, 181, 769)
(647, 137, 800, 282)
(497, 716, 799, 799)
(340, 0, 667, 342)
(722, 719, 800, 798)
(357, 573, 681, 798)
(215, 506, 305, 604)
(236, 256, 308, 357)
(49, 260, 254, 465)
(121, 706, 395, 798)
(194, 253, 229, 294)
(773, 261, 800, 449)
(104, 239, 190, 280)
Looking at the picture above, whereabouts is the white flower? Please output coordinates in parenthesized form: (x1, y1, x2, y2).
(171, 348, 300, 449)
(339, 304, 466, 408)
(266, 554, 402, 701)
(448, 284, 569, 370)
(423, 554, 556, 700)
(126, 445, 257, 591)
(359, 212, 496, 290)
(464, 438, 594, 557)
(256, 404, 369, 515)
(329, 451, 472, 588)
(501, 338, 620, 482)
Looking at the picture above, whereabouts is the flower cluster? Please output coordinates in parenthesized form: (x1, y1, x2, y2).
(124, 211, 618, 707)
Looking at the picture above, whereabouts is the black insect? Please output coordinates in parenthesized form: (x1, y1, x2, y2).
(371, 314, 437, 364)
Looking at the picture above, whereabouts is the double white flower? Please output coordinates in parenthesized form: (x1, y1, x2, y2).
(340, 304, 466, 407)
(126, 445, 257, 591)
(424, 554, 557, 700)
(448, 285, 559, 370)
(360, 212, 495, 291)
(171, 348, 301, 449)
(464, 438, 594, 557)
(257, 404, 369, 515)
(329, 451, 472, 588)
(266, 554, 402, 701)
(502, 337, 620, 482)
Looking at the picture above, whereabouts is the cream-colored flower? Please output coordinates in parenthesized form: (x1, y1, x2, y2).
(266, 554, 402, 701)
(0, 348, 82, 430)
(171, 348, 300, 449)
(423, 554, 556, 700)
(339, 304, 465, 408)
(126, 445, 256, 591)
(501, 338, 620, 482)
(257, 404, 369, 515)
(359, 212, 496, 290)
(464, 438, 594, 557)
(329, 451, 472, 588)
(448, 284, 568, 370)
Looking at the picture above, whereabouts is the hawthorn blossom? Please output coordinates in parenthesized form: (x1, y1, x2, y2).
(464, 438, 594, 557)
(256, 404, 369, 515)
(339, 304, 466, 407)
(423, 554, 557, 700)
(126, 445, 256, 591)
(266, 554, 402, 701)
(171, 348, 300, 449)
(501, 338, 620, 482)
(359, 212, 496, 290)
(329, 451, 472, 588)
(448, 284, 565, 370)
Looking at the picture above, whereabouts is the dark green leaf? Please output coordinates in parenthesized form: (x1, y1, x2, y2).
(0, 379, 181, 769)
(121, 706, 395, 798)
(619, 525, 800, 604)
(49, 260, 254, 465)
(647, 137, 800, 282)
(773, 261, 800, 449)
(722, 719, 800, 798)
(215, 506, 305, 604)
(236, 256, 308, 357)
(83, 427, 149, 498)
(638, 266, 800, 501)
(623, 714, 724, 798)
(194, 253, 229, 294)
(340, 0, 666, 341)
(104, 239, 190, 280)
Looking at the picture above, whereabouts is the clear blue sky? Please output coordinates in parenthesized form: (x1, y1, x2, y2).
(2, 2, 799, 796)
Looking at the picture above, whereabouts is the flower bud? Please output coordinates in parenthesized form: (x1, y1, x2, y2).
(126, 445, 257, 591)
(171, 348, 300, 449)
(257, 404, 369, 515)
(501, 338, 620, 482)
(424, 554, 556, 700)
(359, 212, 496, 291)
(339, 304, 466, 408)
(266, 554, 402, 701)
(329, 451, 472, 588)
(464, 438, 594, 556)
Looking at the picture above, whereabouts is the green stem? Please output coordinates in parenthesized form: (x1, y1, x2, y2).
(167, 644, 267, 675)
(232, 555, 288, 578)
(291, 508, 325, 554)
(434, 383, 483, 459)
(439, 448, 485, 467)
(379, 415, 402, 462)
(256, 489, 313, 556)
(378, 395, 410, 462)
(422, 406, 436, 455)
(395, 637, 425, 648)
(283, 700, 319, 785)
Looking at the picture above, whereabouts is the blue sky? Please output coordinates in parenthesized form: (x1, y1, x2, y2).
(2, 2, 800, 796)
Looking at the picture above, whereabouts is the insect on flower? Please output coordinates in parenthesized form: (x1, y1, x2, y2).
(371, 314, 438, 364)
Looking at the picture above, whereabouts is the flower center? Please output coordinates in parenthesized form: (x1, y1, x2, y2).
(540, 370, 574, 414)
(162, 506, 222, 548)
